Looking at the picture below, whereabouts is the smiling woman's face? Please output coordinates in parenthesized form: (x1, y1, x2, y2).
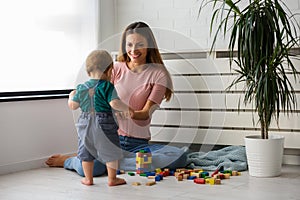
(125, 33, 148, 65)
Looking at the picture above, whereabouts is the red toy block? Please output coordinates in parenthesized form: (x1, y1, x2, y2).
(194, 178, 205, 184)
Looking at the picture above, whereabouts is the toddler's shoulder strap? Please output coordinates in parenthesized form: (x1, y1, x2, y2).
(83, 83, 97, 113)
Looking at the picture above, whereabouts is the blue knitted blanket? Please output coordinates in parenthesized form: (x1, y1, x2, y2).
(186, 146, 248, 171)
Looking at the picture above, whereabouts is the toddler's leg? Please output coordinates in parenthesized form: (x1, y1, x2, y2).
(106, 160, 126, 186)
(81, 161, 94, 186)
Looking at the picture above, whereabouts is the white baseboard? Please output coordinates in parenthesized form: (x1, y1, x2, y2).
(0, 152, 76, 176)
(283, 155, 300, 165)
(0, 158, 47, 176)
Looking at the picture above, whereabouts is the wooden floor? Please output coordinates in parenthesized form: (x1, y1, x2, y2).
(0, 165, 299, 200)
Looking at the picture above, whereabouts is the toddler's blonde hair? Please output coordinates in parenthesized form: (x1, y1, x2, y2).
(86, 50, 113, 76)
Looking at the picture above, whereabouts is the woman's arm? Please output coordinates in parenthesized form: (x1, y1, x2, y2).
(68, 90, 80, 110)
(131, 100, 159, 120)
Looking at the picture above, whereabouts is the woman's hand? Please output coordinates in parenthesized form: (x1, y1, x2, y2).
(131, 100, 159, 120)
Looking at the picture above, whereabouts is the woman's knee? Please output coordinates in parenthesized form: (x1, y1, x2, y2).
(92, 160, 107, 177)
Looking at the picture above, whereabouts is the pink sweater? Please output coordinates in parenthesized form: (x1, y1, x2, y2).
(111, 62, 168, 140)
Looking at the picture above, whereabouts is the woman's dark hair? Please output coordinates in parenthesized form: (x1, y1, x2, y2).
(117, 22, 173, 101)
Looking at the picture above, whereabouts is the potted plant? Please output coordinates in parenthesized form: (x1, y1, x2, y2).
(199, 0, 300, 177)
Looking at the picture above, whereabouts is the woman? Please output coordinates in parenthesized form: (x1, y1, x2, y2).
(45, 22, 187, 176)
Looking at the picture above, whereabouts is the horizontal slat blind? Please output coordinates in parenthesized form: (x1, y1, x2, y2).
(150, 52, 300, 148)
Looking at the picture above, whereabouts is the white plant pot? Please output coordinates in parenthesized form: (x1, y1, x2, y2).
(244, 134, 284, 177)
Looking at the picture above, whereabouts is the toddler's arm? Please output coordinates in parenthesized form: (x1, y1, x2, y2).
(110, 99, 134, 117)
(68, 90, 80, 110)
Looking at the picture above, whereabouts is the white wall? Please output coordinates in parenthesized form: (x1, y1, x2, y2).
(114, 0, 300, 52)
(0, 99, 77, 175)
(1, 0, 300, 175)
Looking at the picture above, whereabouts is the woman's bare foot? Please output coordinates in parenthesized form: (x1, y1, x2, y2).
(45, 154, 72, 167)
(108, 177, 126, 187)
(81, 178, 93, 186)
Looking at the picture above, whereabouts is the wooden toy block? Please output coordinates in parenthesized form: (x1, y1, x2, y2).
(146, 172, 156, 177)
(155, 175, 162, 182)
(132, 182, 141, 186)
(155, 168, 162, 173)
(174, 172, 182, 178)
(218, 173, 225, 179)
(207, 178, 215, 185)
(169, 170, 175, 176)
(190, 172, 200, 177)
(176, 168, 186, 172)
(139, 173, 147, 177)
(183, 174, 189, 179)
(163, 170, 170, 176)
(177, 176, 183, 181)
(215, 178, 221, 185)
(200, 172, 209, 178)
(188, 176, 197, 180)
(223, 173, 231, 179)
(128, 172, 135, 176)
(232, 171, 238, 176)
(160, 171, 168, 177)
(213, 174, 220, 179)
(224, 170, 232, 175)
(146, 181, 156, 186)
(194, 178, 205, 184)
(148, 175, 156, 179)
(157, 174, 163, 180)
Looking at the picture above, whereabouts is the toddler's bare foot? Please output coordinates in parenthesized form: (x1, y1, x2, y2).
(45, 154, 72, 167)
(108, 177, 126, 187)
(81, 178, 94, 186)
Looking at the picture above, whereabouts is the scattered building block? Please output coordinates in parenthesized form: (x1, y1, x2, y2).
(207, 178, 215, 185)
(188, 176, 197, 180)
(190, 172, 200, 178)
(223, 173, 231, 179)
(183, 174, 189, 179)
(155, 175, 162, 182)
(177, 175, 183, 181)
(200, 171, 209, 178)
(218, 173, 225, 179)
(146, 181, 156, 186)
(232, 171, 238, 176)
(132, 182, 141, 186)
(128, 172, 135, 176)
(215, 179, 221, 185)
(194, 178, 205, 184)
